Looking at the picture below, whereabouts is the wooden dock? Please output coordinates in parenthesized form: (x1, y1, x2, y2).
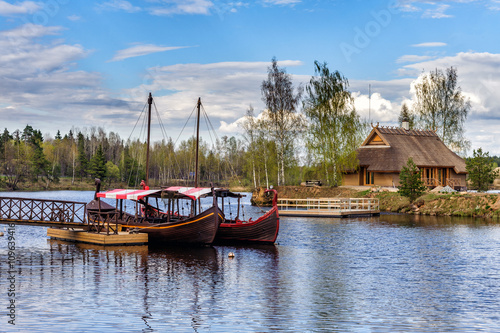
(0, 196, 149, 246)
(278, 197, 380, 218)
(47, 228, 148, 245)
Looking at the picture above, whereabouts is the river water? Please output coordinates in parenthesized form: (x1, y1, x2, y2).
(1, 191, 500, 332)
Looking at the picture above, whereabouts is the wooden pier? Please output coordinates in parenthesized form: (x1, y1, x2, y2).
(278, 197, 380, 218)
(0, 196, 148, 246)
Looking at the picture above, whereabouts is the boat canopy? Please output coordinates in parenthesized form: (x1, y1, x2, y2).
(163, 187, 215, 200)
(97, 189, 163, 201)
(97, 187, 243, 202)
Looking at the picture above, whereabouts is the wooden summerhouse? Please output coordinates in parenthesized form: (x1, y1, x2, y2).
(343, 124, 467, 189)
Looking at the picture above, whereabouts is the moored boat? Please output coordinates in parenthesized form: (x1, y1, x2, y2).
(88, 186, 223, 245)
(214, 189, 279, 244)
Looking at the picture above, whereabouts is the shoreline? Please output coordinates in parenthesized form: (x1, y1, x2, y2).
(251, 186, 500, 220)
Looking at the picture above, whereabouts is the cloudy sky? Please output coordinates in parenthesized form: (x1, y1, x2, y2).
(1, 0, 499, 155)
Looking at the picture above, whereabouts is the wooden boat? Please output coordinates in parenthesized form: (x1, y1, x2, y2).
(87, 94, 223, 245)
(88, 186, 223, 245)
(214, 189, 279, 244)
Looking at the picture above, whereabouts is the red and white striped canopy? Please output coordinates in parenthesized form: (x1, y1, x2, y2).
(96, 189, 162, 201)
(96, 187, 215, 201)
(164, 187, 214, 200)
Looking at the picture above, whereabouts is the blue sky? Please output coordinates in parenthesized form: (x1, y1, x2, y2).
(1, 0, 500, 155)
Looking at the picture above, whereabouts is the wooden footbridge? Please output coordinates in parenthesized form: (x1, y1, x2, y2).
(278, 197, 380, 218)
(0, 196, 147, 245)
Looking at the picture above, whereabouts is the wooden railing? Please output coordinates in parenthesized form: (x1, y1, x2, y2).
(87, 210, 120, 235)
(0, 197, 87, 223)
(446, 178, 462, 188)
(278, 198, 379, 213)
(422, 178, 463, 188)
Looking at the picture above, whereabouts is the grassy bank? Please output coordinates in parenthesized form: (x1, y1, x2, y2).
(251, 186, 500, 220)
(373, 191, 500, 219)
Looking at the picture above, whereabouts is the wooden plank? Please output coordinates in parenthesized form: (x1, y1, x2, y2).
(47, 228, 148, 245)
(279, 209, 380, 218)
(0, 219, 88, 229)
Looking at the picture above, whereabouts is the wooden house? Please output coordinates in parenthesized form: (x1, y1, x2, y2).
(343, 124, 467, 189)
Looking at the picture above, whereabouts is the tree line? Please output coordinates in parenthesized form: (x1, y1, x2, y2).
(1, 59, 487, 191)
(0, 125, 248, 190)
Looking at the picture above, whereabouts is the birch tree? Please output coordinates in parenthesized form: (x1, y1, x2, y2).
(303, 61, 365, 186)
(261, 57, 303, 186)
(412, 67, 471, 154)
(240, 106, 258, 188)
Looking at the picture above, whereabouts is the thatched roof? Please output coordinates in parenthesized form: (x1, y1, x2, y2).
(357, 126, 467, 174)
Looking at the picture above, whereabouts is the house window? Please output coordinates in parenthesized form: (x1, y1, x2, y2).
(365, 171, 374, 185)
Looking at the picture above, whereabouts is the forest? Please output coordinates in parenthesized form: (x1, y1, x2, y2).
(0, 61, 486, 191)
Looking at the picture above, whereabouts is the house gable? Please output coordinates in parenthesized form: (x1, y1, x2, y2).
(361, 128, 390, 147)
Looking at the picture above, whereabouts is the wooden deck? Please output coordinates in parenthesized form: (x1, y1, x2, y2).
(278, 197, 380, 218)
(47, 228, 148, 245)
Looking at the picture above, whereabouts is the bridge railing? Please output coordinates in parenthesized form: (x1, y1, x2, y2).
(277, 197, 379, 213)
(0, 197, 87, 223)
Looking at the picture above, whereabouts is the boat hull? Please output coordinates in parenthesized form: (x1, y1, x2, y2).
(88, 205, 223, 245)
(214, 206, 279, 244)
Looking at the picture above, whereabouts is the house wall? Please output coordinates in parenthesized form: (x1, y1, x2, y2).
(343, 172, 400, 187)
(375, 173, 400, 187)
(450, 170, 467, 188)
(343, 173, 359, 186)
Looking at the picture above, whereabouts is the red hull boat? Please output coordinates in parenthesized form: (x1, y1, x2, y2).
(214, 189, 279, 244)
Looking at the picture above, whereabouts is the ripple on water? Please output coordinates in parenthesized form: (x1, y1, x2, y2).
(1, 191, 500, 332)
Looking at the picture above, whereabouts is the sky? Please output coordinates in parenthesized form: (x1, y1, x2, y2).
(1, 0, 500, 155)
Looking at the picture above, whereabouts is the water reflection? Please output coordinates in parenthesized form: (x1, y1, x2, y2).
(2, 192, 500, 331)
(374, 213, 497, 228)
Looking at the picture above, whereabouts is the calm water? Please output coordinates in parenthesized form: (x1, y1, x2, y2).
(1, 191, 500, 332)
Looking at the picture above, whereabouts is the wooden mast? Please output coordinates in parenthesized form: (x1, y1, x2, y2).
(146, 92, 152, 186)
(195, 97, 201, 188)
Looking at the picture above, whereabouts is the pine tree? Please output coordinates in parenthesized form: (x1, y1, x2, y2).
(398, 157, 427, 202)
(466, 148, 499, 192)
(398, 103, 415, 129)
(88, 144, 107, 180)
(76, 132, 88, 181)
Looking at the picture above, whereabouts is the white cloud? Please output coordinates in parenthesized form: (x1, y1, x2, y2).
(422, 4, 452, 18)
(109, 44, 191, 62)
(263, 0, 301, 5)
(352, 91, 399, 123)
(1, 23, 62, 39)
(67, 15, 81, 21)
(116, 60, 304, 141)
(148, 0, 214, 15)
(489, 0, 500, 10)
(396, 55, 435, 63)
(0, 0, 39, 15)
(0, 23, 134, 136)
(412, 42, 447, 47)
(394, 1, 482, 18)
(97, 0, 141, 13)
(400, 52, 500, 154)
(98, 0, 298, 16)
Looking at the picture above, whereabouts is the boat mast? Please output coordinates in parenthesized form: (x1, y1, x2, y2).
(146, 92, 153, 186)
(195, 97, 201, 188)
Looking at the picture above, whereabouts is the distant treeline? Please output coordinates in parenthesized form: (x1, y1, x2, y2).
(0, 125, 260, 190)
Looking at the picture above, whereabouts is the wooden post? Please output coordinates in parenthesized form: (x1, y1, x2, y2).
(146, 92, 152, 186)
(195, 97, 201, 188)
